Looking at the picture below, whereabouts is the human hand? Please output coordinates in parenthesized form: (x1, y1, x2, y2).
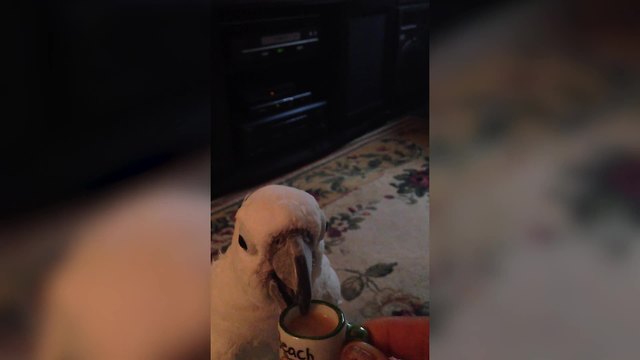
(340, 317, 429, 360)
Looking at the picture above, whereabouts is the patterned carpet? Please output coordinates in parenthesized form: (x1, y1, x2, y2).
(211, 116, 429, 330)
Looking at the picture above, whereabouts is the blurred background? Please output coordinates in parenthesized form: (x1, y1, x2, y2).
(430, 0, 640, 358)
(5, 0, 211, 358)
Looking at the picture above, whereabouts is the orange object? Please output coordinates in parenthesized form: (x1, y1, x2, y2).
(363, 317, 429, 360)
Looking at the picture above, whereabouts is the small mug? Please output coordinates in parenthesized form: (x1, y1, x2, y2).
(278, 300, 369, 360)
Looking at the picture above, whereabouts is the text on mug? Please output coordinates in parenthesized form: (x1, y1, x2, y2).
(280, 342, 315, 360)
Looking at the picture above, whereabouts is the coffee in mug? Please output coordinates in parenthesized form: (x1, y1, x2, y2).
(286, 310, 337, 338)
(278, 300, 368, 360)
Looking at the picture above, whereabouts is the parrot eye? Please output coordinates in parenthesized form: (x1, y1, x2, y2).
(238, 235, 248, 251)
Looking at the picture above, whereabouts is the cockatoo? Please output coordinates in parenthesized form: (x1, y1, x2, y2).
(210, 185, 341, 360)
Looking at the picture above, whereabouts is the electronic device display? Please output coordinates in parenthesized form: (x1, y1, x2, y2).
(227, 22, 321, 65)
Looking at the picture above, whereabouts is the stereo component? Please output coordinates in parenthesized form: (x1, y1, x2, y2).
(238, 101, 328, 159)
(219, 11, 333, 161)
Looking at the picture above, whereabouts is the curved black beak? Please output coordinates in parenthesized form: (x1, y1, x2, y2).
(269, 233, 313, 314)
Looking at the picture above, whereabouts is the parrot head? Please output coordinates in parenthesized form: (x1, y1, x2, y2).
(229, 185, 327, 315)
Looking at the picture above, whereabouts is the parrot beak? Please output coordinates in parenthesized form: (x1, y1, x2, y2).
(269, 233, 313, 315)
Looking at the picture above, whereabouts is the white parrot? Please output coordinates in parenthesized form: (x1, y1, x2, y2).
(210, 185, 341, 360)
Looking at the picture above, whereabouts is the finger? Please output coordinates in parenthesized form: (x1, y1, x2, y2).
(341, 341, 388, 360)
(363, 316, 429, 360)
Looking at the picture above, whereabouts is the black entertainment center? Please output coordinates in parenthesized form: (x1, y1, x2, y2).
(212, 0, 428, 198)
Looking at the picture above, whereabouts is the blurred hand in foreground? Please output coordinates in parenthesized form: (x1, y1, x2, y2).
(341, 317, 429, 360)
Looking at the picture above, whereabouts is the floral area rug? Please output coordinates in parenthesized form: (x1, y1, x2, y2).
(211, 116, 429, 331)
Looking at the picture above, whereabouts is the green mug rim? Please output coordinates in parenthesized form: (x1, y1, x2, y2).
(279, 299, 346, 340)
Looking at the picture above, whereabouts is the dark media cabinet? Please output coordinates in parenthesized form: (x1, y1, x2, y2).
(212, 0, 428, 198)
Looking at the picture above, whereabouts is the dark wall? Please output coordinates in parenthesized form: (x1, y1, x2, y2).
(6, 0, 211, 220)
(431, 0, 514, 36)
